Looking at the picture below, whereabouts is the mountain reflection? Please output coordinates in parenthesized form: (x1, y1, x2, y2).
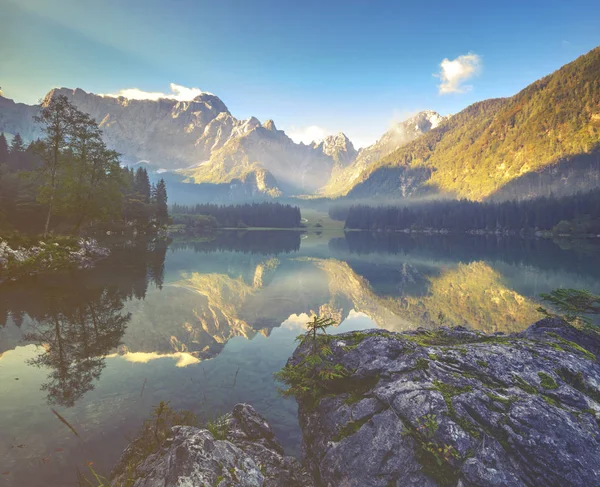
(1, 233, 598, 408)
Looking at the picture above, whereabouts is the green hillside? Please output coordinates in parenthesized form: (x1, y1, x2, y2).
(347, 47, 600, 201)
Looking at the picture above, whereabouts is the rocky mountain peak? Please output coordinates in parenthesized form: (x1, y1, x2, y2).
(262, 119, 277, 131)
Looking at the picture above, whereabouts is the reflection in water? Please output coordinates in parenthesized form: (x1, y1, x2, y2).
(170, 230, 301, 255)
(1, 233, 599, 487)
(23, 289, 130, 407)
(0, 239, 168, 406)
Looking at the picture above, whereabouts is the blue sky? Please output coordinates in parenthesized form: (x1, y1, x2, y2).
(1, 0, 599, 147)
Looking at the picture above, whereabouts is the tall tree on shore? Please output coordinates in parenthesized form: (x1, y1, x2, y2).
(154, 178, 168, 225)
(67, 110, 124, 232)
(134, 167, 151, 203)
(34, 95, 75, 236)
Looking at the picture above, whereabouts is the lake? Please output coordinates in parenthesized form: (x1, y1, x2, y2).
(1, 231, 599, 486)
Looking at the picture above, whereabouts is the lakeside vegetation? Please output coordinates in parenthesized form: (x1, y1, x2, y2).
(0, 95, 170, 282)
(0, 96, 169, 237)
(337, 189, 600, 236)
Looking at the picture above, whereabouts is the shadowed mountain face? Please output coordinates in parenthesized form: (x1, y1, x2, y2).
(344, 47, 600, 200)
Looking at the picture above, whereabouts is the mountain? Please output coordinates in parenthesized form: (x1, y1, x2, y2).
(179, 121, 357, 195)
(321, 110, 447, 197)
(0, 88, 356, 197)
(343, 47, 600, 201)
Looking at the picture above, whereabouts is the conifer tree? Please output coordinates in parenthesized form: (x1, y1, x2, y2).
(0, 133, 9, 163)
(154, 179, 168, 225)
(9, 133, 24, 154)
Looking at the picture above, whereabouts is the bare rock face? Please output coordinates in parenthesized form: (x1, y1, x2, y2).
(111, 403, 312, 487)
(288, 318, 600, 487)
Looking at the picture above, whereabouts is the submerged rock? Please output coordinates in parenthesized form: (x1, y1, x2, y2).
(287, 318, 600, 487)
(112, 403, 311, 487)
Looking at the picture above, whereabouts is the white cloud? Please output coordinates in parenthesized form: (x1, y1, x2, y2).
(100, 83, 212, 101)
(436, 53, 482, 94)
(286, 125, 330, 145)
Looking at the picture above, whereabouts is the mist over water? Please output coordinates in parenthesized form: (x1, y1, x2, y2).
(1, 232, 599, 487)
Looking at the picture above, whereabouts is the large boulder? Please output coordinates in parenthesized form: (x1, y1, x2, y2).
(288, 318, 600, 487)
(112, 403, 312, 487)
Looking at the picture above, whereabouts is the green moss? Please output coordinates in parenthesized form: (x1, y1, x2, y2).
(486, 392, 516, 407)
(414, 357, 430, 371)
(432, 381, 479, 438)
(538, 372, 559, 390)
(555, 367, 600, 403)
(428, 353, 439, 361)
(476, 360, 489, 368)
(543, 395, 560, 407)
(513, 375, 538, 394)
(546, 332, 596, 360)
(333, 416, 371, 441)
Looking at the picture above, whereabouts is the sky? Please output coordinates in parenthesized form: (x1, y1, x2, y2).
(1, 0, 599, 148)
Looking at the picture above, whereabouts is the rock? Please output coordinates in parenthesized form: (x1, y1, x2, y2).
(111, 403, 312, 487)
(287, 318, 600, 487)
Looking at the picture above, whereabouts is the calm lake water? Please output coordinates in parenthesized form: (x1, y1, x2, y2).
(1, 231, 599, 486)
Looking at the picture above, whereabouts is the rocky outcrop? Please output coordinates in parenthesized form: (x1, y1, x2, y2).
(112, 403, 312, 487)
(288, 318, 600, 487)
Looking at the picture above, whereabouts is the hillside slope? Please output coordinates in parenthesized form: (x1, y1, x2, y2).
(347, 47, 600, 201)
(321, 110, 446, 197)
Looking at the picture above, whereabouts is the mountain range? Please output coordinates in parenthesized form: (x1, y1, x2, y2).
(1, 46, 599, 202)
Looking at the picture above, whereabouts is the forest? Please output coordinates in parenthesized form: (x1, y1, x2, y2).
(0, 95, 168, 236)
(171, 202, 302, 229)
(340, 189, 600, 234)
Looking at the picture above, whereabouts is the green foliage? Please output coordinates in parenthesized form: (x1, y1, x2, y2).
(206, 417, 230, 440)
(275, 315, 351, 407)
(1, 97, 168, 236)
(403, 413, 460, 486)
(539, 288, 600, 326)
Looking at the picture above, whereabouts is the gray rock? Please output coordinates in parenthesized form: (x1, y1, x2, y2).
(112, 403, 312, 487)
(288, 318, 600, 487)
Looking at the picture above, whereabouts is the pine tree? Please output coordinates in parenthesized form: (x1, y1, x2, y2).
(0, 133, 9, 163)
(9, 133, 24, 154)
(154, 179, 168, 225)
(134, 167, 151, 203)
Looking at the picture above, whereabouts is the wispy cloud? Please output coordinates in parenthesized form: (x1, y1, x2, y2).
(436, 53, 482, 94)
(100, 83, 212, 101)
(286, 125, 330, 144)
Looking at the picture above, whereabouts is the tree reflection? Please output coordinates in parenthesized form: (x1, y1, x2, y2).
(0, 239, 167, 407)
(23, 288, 130, 407)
